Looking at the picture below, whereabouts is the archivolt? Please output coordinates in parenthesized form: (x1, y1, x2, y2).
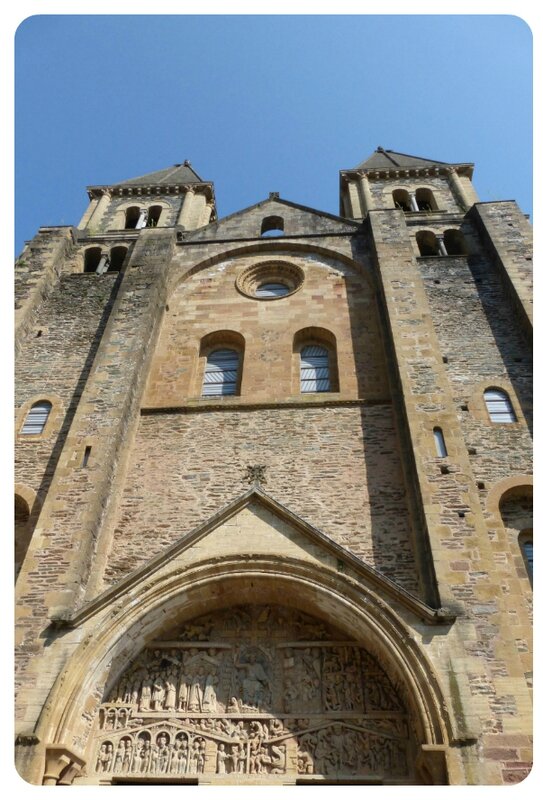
(37, 556, 451, 764)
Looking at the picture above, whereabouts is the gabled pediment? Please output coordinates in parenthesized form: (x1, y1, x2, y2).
(182, 196, 360, 242)
(59, 487, 452, 628)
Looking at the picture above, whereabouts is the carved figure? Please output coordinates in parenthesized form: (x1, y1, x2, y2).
(152, 676, 165, 711)
(216, 743, 228, 774)
(113, 741, 124, 773)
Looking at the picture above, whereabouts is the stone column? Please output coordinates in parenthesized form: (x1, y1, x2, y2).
(201, 201, 214, 226)
(344, 179, 361, 218)
(78, 197, 99, 229)
(86, 190, 111, 231)
(447, 167, 474, 210)
(409, 193, 419, 212)
(437, 236, 448, 256)
(177, 187, 195, 227)
(358, 172, 374, 215)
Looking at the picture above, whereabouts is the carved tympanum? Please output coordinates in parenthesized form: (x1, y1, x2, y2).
(89, 605, 414, 782)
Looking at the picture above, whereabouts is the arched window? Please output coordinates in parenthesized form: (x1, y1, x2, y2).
(415, 188, 437, 212)
(416, 231, 439, 256)
(443, 229, 468, 256)
(519, 534, 533, 582)
(15, 495, 31, 580)
(484, 389, 517, 423)
(125, 206, 141, 229)
(261, 216, 284, 237)
(147, 206, 162, 227)
(202, 349, 240, 396)
(392, 189, 411, 212)
(433, 427, 448, 457)
(84, 247, 102, 273)
(300, 345, 330, 393)
(109, 246, 128, 272)
(254, 283, 290, 298)
(20, 401, 52, 435)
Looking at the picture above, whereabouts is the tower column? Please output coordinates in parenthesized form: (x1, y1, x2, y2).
(346, 179, 362, 217)
(177, 187, 195, 227)
(86, 190, 111, 230)
(358, 172, 374, 214)
(447, 167, 479, 209)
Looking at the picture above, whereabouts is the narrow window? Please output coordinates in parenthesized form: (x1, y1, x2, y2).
(261, 216, 284, 237)
(84, 247, 102, 273)
(109, 246, 128, 272)
(300, 345, 330, 393)
(520, 537, 533, 581)
(416, 231, 439, 256)
(433, 427, 448, 457)
(392, 189, 411, 212)
(484, 389, 517, 423)
(202, 349, 240, 396)
(416, 188, 437, 212)
(147, 206, 162, 227)
(255, 283, 290, 298)
(82, 446, 92, 467)
(125, 207, 141, 229)
(21, 401, 52, 435)
(443, 229, 468, 256)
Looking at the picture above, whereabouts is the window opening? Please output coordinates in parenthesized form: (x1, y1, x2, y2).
(84, 247, 102, 273)
(21, 401, 52, 435)
(433, 427, 448, 457)
(125, 207, 141, 230)
(484, 389, 517, 423)
(520, 538, 533, 580)
(261, 216, 284, 237)
(147, 206, 162, 227)
(254, 283, 290, 298)
(300, 345, 330, 393)
(202, 349, 240, 397)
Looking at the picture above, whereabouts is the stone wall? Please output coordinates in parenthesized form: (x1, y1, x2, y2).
(107, 404, 418, 593)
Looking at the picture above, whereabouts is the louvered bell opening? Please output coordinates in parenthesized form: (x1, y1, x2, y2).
(484, 390, 516, 423)
(255, 283, 290, 298)
(300, 345, 330, 393)
(21, 402, 52, 435)
(202, 349, 239, 396)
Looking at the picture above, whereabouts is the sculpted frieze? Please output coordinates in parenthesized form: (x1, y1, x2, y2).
(89, 605, 413, 781)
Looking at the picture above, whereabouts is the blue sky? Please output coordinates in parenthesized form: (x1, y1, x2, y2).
(15, 14, 532, 254)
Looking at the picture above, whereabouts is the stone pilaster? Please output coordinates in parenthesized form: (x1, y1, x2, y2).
(470, 201, 532, 332)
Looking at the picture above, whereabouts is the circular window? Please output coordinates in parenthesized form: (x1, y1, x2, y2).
(236, 261, 304, 300)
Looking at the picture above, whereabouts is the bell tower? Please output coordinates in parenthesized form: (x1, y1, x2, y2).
(78, 160, 217, 235)
(339, 147, 480, 219)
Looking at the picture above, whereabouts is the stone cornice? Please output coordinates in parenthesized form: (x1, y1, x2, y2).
(86, 183, 215, 202)
(340, 164, 474, 182)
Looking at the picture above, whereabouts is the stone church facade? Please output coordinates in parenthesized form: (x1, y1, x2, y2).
(15, 149, 532, 785)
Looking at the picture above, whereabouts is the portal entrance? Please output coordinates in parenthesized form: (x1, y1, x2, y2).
(85, 604, 416, 784)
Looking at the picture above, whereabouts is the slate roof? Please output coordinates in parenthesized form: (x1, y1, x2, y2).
(355, 148, 451, 170)
(112, 161, 206, 186)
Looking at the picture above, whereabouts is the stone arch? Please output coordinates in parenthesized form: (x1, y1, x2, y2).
(168, 242, 376, 297)
(36, 559, 452, 785)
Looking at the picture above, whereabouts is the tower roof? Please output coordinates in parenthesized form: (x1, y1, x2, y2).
(112, 161, 206, 187)
(355, 147, 451, 170)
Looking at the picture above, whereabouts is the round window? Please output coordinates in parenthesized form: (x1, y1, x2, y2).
(255, 283, 290, 298)
(236, 261, 304, 300)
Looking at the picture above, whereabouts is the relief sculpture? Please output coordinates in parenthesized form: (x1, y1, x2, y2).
(90, 605, 413, 782)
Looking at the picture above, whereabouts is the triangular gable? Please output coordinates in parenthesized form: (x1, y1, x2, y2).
(60, 487, 452, 628)
(182, 196, 360, 241)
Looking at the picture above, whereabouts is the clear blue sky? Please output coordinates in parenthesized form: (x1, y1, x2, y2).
(15, 15, 532, 254)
